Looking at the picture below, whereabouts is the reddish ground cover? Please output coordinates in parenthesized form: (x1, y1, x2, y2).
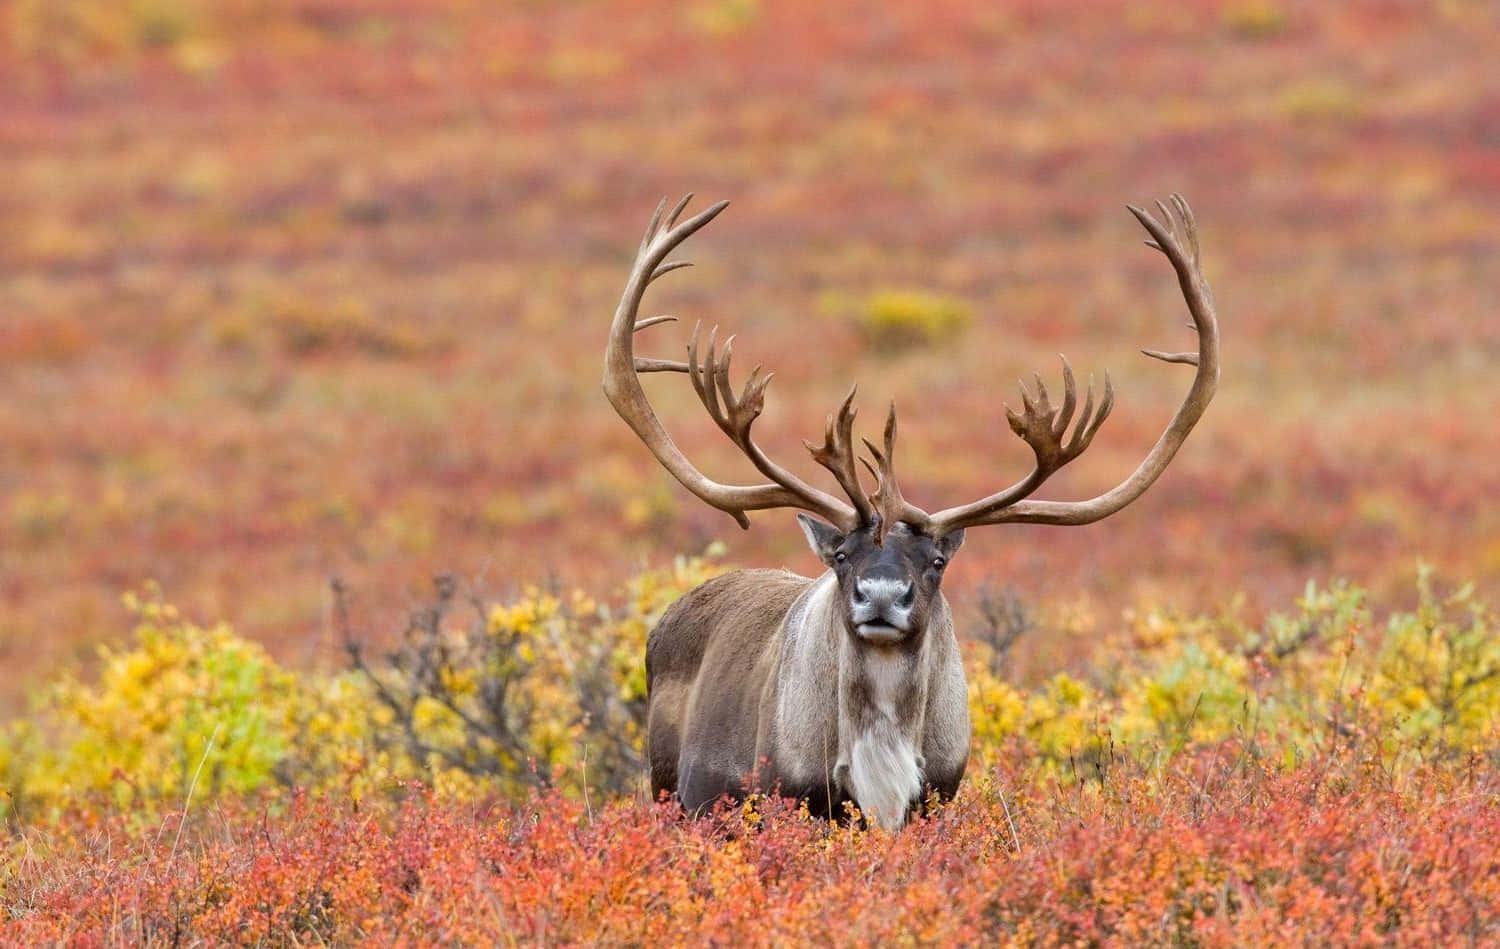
(10, 749, 1499, 945)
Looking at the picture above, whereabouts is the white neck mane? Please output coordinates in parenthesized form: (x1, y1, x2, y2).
(774, 571, 930, 830)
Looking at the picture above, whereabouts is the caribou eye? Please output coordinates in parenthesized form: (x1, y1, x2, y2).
(932, 557, 946, 569)
(835, 551, 847, 563)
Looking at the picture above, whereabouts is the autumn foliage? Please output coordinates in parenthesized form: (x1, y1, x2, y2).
(6, 564, 1500, 941)
(9, 716, 1500, 943)
(5, 0, 1500, 942)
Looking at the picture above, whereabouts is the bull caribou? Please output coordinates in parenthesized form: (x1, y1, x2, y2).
(604, 194, 1219, 829)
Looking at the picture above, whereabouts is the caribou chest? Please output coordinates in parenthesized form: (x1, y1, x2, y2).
(841, 643, 925, 831)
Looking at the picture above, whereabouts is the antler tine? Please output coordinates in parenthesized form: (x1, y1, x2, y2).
(699, 325, 725, 425)
(1031, 372, 1048, 409)
(638, 197, 668, 256)
(805, 384, 876, 525)
(926, 193, 1219, 534)
(1172, 193, 1201, 266)
(714, 335, 739, 422)
(652, 260, 693, 280)
(1141, 348, 1198, 366)
(1015, 377, 1035, 416)
(663, 193, 694, 231)
(685, 321, 709, 414)
(605, 196, 859, 530)
(634, 316, 688, 373)
(1064, 371, 1114, 455)
(635, 357, 690, 373)
(1053, 356, 1078, 437)
(1155, 199, 1174, 238)
(861, 403, 929, 545)
(634, 315, 677, 332)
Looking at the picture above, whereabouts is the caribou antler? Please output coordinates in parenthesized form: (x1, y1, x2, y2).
(806, 386, 878, 527)
(923, 193, 1219, 533)
(606, 193, 1220, 540)
(603, 195, 866, 531)
(860, 403, 926, 545)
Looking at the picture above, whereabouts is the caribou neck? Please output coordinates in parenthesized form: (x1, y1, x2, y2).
(770, 570, 944, 830)
(838, 591, 943, 830)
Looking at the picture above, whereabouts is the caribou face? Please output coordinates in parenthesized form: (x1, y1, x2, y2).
(798, 515, 965, 647)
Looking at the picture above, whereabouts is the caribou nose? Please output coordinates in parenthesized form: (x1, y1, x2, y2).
(855, 569, 913, 616)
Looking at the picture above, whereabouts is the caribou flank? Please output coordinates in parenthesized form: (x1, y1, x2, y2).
(604, 194, 1220, 829)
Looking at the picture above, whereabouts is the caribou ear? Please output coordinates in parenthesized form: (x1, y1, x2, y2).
(796, 514, 845, 567)
(937, 528, 965, 559)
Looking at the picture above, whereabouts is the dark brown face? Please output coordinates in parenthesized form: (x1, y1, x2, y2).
(798, 515, 965, 647)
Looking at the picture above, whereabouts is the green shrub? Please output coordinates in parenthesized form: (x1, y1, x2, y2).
(2, 587, 306, 818)
(967, 566, 1500, 780)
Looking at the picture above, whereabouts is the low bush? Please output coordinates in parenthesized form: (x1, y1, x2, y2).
(337, 552, 728, 800)
(967, 565, 1500, 780)
(5, 562, 1500, 941)
(1, 555, 728, 821)
(2, 588, 306, 818)
(4, 560, 1495, 825)
(8, 751, 1500, 945)
(851, 290, 972, 351)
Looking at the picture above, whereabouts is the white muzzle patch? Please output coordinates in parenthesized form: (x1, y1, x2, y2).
(850, 576, 913, 641)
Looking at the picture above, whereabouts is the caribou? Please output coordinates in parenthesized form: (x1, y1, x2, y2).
(603, 194, 1220, 829)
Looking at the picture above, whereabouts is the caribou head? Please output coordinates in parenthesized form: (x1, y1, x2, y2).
(798, 514, 964, 648)
(605, 194, 1220, 829)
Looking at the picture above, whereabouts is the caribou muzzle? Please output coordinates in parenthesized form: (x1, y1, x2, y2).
(851, 564, 916, 643)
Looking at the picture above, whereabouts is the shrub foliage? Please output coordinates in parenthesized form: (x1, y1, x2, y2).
(337, 553, 727, 800)
(6, 562, 1498, 819)
(2, 556, 728, 819)
(851, 289, 972, 351)
(4, 561, 1500, 942)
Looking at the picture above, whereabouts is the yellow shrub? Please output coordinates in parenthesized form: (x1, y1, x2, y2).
(965, 567, 1496, 783)
(5, 588, 305, 817)
(854, 290, 972, 351)
(6, 561, 1494, 817)
(1365, 569, 1500, 757)
(1222, 1, 1288, 40)
(341, 550, 731, 800)
(2, 556, 730, 819)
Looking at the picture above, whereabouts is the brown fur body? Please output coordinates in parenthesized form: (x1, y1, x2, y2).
(646, 568, 969, 824)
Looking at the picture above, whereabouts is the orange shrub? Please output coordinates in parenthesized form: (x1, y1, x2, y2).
(7, 750, 1500, 944)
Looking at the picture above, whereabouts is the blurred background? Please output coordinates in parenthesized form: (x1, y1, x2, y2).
(2, 0, 1497, 716)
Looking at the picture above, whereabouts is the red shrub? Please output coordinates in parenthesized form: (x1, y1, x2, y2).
(9, 750, 1500, 944)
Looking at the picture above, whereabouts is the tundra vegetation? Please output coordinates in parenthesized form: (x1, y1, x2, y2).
(6, 566, 1500, 942)
(3, 0, 1500, 943)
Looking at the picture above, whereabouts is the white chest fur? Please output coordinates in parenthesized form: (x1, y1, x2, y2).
(845, 649, 923, 831)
